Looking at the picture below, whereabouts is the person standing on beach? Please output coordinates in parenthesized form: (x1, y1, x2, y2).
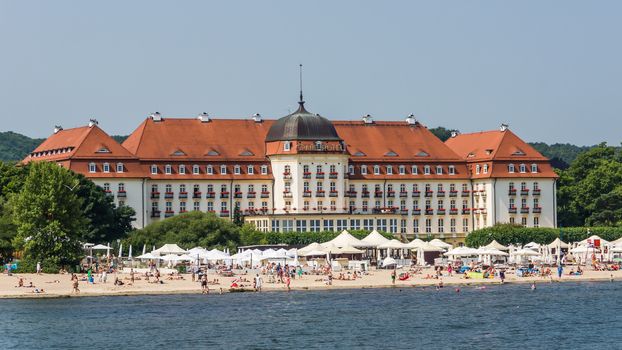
(130, 268, 135, 284)
(286, 275, 291, 292)
(254, 274, 263, 292)
(36, 262, 41, 275)
(391, 268, 396, 285)
(201, 275, 209, 294)
(557, 264, 563, 279)
(72, 275, 80, 294)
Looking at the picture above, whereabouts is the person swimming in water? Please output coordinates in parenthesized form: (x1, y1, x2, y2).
(531, 282, 536, 290)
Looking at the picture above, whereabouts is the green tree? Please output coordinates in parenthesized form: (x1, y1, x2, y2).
(429, 127, 459, 142)
(233, 203, 244, 227)
(10, 162, 87, 269)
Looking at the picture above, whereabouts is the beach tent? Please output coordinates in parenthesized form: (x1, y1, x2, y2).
(429, 239, 452, 249)
(298, 242, 323, 255)
(92, 244, 112, 251)
(524, 242, 541, 250)
(136, 252, 159, 259)
(444, 246, 479, 257)
(377, 239, 408, 249)
(485, 240, 509, 251)
(327, 230, 375, 248)
(153, 244, 187, 255)
(578, 235, 609, 246)
(547, 238, 569, 249)
(611, 237, 622, 246)
(302, 250, 329, 257)
(570, 246, 593, 254)
(361, 230, 390, 247)
(336, 245, 364, 254)
(404, 239, 425, 249)
(381, 257, 397, 267)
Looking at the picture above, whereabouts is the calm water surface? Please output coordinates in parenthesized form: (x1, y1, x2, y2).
(1, 282, 621, 349)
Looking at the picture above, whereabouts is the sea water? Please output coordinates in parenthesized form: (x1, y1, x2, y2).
(1, 282, 621, 349)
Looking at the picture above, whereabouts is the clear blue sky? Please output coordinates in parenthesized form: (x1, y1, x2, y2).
(1, 1, 620, 145)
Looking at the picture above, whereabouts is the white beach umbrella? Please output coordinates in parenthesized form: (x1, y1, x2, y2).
(142, 244, 146, 255)
(381, 257, 397, 267)
(136, 252, 158, 259)
(128, 245, 133, 259)
(429, 239, 452, 249)
(361, 230, 390, 248)
(118, 243, 123, 258)
(153, 244, 187, 255)
(302, 249, 329, 257)
(484, 240, 509, 251)
(444, 247, 479, 257)
(299, 242, 323, 255)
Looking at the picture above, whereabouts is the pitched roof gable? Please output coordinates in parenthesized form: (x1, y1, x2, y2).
(445, 129, 547, 161)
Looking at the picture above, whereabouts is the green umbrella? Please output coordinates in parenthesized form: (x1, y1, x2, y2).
(612, 258, 622, 263)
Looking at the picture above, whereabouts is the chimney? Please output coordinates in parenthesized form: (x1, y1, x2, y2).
(450, 131, 459, 138)
(252, 113, 262, 123)
(362, 114, 374, 124)
(405, 113, 417, 125)
(53, 125, 63, 134)
(197, 112, 210, 123)
(500, 123, 509, 132)
(150, 112, 162, 122)
(88, 118, 98, 128)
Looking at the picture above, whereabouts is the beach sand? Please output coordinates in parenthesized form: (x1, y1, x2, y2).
(1, 267, 620, 298)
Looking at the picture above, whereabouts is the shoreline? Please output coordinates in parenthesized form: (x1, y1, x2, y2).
(1, 270, 618, 300)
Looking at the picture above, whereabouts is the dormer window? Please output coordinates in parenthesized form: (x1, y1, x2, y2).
(448, 165, 455, 175)
(349, 165, 355, 175)
(483, 164, 489, 174)
(260, 165, 268, 175)
(412, 165, 418, 175)
(116, 163, 124, 173)
(234, 165, 241, 175)
(361, 165, 368, 175)
(386, 165, 393, 175)
(315, 141, 323, 151)
(179, 164, 186, 175)
(284, 141, 291, 152)
(207, 165, 213, 175)
(519, 164, 526, 173)
(165, 164, 172, 175)
(192, 164, 200, 175)
(103, 163, 110, 173)
(508, 164, 515, 173)
(150, 165, 157, 175)
(220, 165, 227, 174)
(89, 163, 96, 173)
(436, 166, 443, 175)
(531, 164, 538, 173)
(399, 165, 405, 175)
(373, 165, 380, 175)
(424, 165, 430, 175)
(475, 165, 481, 174)
(247, 165, 254, 175)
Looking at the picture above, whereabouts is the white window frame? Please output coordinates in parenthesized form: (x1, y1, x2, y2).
(361, 165, 368, 175)
(220, 165, 227, 174)
(89, 163, 97, 173)
(448, 165, 455, 175)
(508, 164, 515, 173)
(436, 166, 443, 175)
(179, 164, 186, 175)
(349, 165, 355, 175)
(192, 164, 200, 175)
(386, 165, 393, 175)
(475, 165, 481, 174)
(261, 165, 268, 175)
(412, 165, 418, 175)
(150, 164, 157, 175)
(165, 164, 172, 175)
(284, 141, 291, 151)
(399, 165, 405, 175)
(103, 163, 110, 173)
(116, 163, 124, 173)
(373, 165, 380, 175)
(483, 164, 488, 174)
(247, 165, 254, 175)
(519, 164, 526, 173)
(207, 165, 213, 175)
(234, 165, 241, 175)
(531, 164, 538, 173)
(424, 165, 430, 175)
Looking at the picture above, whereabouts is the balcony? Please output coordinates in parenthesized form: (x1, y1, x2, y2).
(247, 192, 256, 198)
(117, 191, 127, 198)
(164, 210, 174, 218)
(399, 191, 408, 198)
(461, 190, 470, 197)
(150, 192, 160, 199)
(303, 191, 312, 198)
(178, 192, 188, 199)
(373, 207, 397, 214)
(374, 191, 383, 198)
(329, 172, 338, 179)
(361, 191, 370, 198)
(449, 191, 458, 197)
(315, 190, 325, 197)
(412, 209, 422, 215)
(179, 210, 187, 214)
(520, 189, 529, 196)
(533, 207, 542, 213)
(234, 192, 243, 199)
(220, 192, 229, 199)
(329, 191, 339, 197)
(437, 209, 446, 215)
(219, 210, 230, 217)
(206, 192, 215, 199)
(302, 172, 312, 179)
(533, 189, 541, 196)
(462, 208, 471, 215)
(283, 191, 293, 198)
(437, 191, 446, 197)
(260, 191, 270, 198)
(192, 192, 202, 199)
(449, 208, 458, 215)
(164, 192, 174, 199)
(283, 172, 292, 179)
(346, 190, 357, 198)
(425, 191, 434, 198)
(412, 190, 421, 197)
(400, 209, 409, 215)
(104, 190, 113, 197)
(386, 190, 395, 198)
(316, 172, 325, 179)
(508, 189, 517, 196)
(508, 207, 517, 214)
(520, 207, 530, 214)
(425, 209, 434, 215)
(150, 210, 161, 218)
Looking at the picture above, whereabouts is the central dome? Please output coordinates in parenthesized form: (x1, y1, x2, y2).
(265, 102, 341, 142)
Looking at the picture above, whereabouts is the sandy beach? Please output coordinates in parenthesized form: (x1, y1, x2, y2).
(1, 267, 620, 299)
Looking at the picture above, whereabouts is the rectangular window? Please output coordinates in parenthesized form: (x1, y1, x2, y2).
(89, 163, 97, 173)
(207, 202, 214, 212)
(462, 218, 469, 233)
(438, 218, 444, 233)
(284, 142, 291, 151)
(283, 219, 294, 232)
(436, 166, 442, 175)
(425, 218, 432, 233)
(336, 219, 347, 231)
(363, 219, 373, 231)
(247, 165, 254, 175)
(193, 165, 200, 175)
(165, 164, 172, 175)
(521, 217, 527, 227)
(376, 219, 387, 232)
(234, 166, 241, 175)
(424, 166, 430, 175)
(450, 218, 456, 233)
(412, 165, 418, 175)
(179, 201, 186, 212)
(103, 163, 110, 173)
(350, 219, 361, 230)
(399, 165, 405, 175)
(389, 219, 397, 233)
(386, 166, 393, 175)
(116, 163, 124, 173)
(413, 219, 420, 234)
(448, 165, 455, 175)
(207, 165, 213, 175)
(271, 219, 280, 232)
(310, 219, 320, 232)
(361, 165, 368, 175)
(261, 165, 268, 175)
(220, 165, 227, 174)
(179, 164, 186, 175)
(296, 220, 307, 232)
(323, 219, 334, 231)
(533, 217, 539, 228)
(374, 165, 380, 175)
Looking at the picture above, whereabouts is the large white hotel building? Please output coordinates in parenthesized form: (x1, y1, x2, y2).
(25, 99, 557, 245)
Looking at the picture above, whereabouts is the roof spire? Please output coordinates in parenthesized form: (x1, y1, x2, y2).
(299, 63, 304, 106)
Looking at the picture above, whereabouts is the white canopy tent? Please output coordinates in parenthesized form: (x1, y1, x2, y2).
(485, 240, 509, 251)
(361, 230, 390, 247)
(429, 239, 452, 250)
(298, 242, 323, 255)
(578, 235, 609, 246)
(327, 230, 375, 248)
(153, 244, 187, 255)
(444, 246, 479, 257)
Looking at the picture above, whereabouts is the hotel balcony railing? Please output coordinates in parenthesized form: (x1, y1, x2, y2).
(302, 172, 312, 179)
(449, 208, 458, 215)
(150, 210, 161, 218)
(437, 209, 446, 215)
(220, 192, 229, 199)
(178, 192, 188, 199)
(219, 211, 230, 217)
(179, 210, 187, 214)
(425, 191, 434, 197)
(346, 191, 357, 198)
(117, 191, 127, 198)
(260, 191, 270, 198)
(461, 190, 470, 197)
(104, 190, 113, 197)
(361, 191, 370, 198)
(386, 191, 395, 198)
(234, 192, 243, 198)
(283, 172, 292, 179)
(533, 189, 541, 196)
(247, 192, 256, 198)
(520, 207, 530, 214)
(329, 172, 339, 179)
(521, 189, 530, 196)
(329, 191, 339, 197)
(508, 189, 517, 196)
(508, 207, 517, 214)
(164, 192, 174, 199)
(400, 209, 409, 215)
(412, 190, 421, 197)
(425, 209, 434, 215)
(206, 192, 216, 199)
(399, 191, 408, 198)
(315, 190, 325, 197)
(412, 209, 422, 215)
(462, 208, 471, 214)
(283, 191, 293, 198)
(303, 191, 312, 198)
(372, 207, 397, 214)
(164, 210, 174, 218)
(316, 172, 325, 179)
(374, 191, 383, 198)
(449, 191, 458, 197)
(437, 191, 446, 197)
(192, 192, 202, 199)
(150, 192, 160, 199)
(533, 207, 542, 213)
